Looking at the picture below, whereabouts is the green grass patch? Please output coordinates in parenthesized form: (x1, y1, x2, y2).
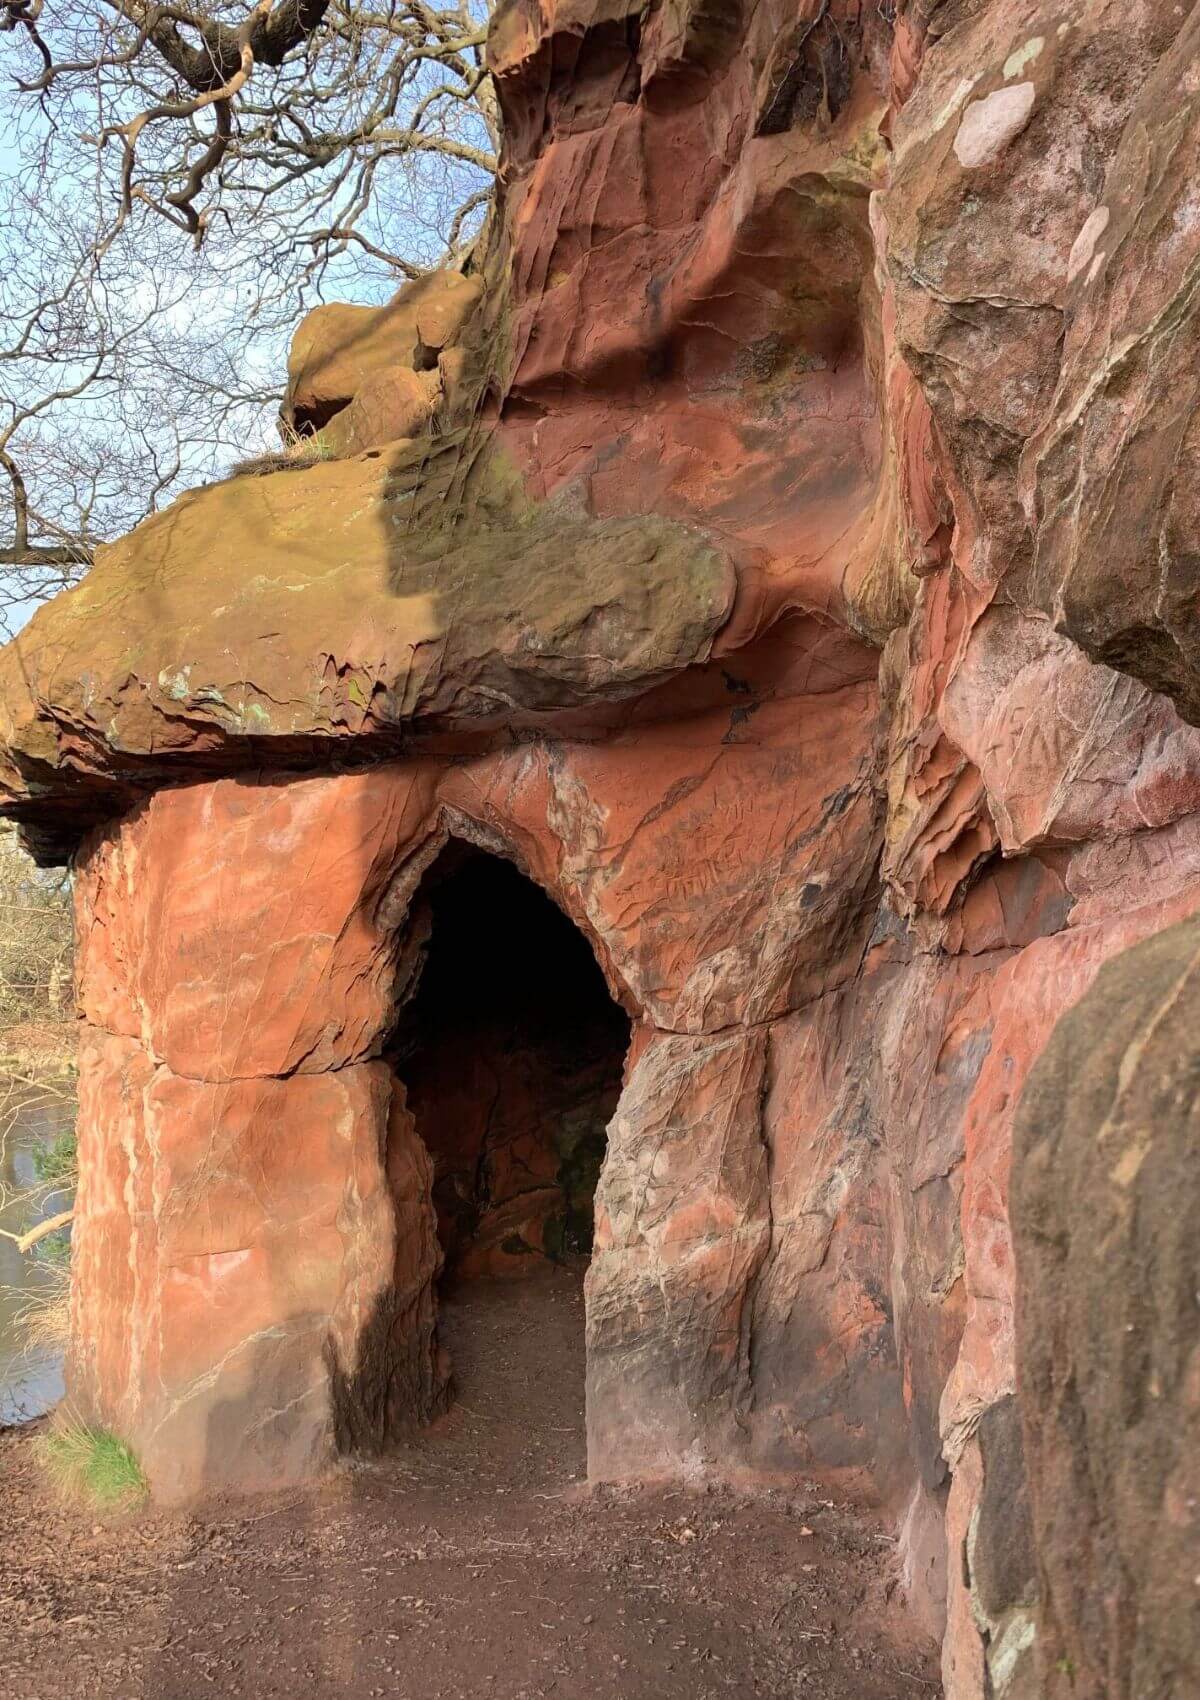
(38, 1415, 147, 1508)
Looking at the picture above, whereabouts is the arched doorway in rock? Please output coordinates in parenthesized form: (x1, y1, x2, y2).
(382, 841, 631, 1432)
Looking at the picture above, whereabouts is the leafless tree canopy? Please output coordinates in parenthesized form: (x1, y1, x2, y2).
(0, 0, 497, 627)
(0, 825, 72, 1027)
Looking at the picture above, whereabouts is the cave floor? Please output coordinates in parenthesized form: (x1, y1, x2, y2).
(1, 1269, 940, 1699)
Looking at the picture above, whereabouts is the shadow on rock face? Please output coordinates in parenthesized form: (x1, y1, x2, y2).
(24, 10, 1200, 1700)
(325, 1287, 450, 1461)
(1014, 915, 1200, 1700)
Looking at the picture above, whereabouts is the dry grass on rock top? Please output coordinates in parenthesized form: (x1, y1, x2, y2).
(2, 1272, 940, 1699)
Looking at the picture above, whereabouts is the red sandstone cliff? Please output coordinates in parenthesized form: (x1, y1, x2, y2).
(1, 5, 1199, 1697)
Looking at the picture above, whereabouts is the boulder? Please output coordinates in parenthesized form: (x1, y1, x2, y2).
(281, 270, 482, 444)
(1014, 917, 1200, 1699)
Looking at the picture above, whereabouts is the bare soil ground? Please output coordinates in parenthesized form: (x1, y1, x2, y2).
(2, 1270, 941, 1700)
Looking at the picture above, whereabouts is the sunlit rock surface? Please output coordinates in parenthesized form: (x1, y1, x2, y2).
(4, 5, 1200, 1696)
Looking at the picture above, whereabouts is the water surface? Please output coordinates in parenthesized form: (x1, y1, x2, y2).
(0, 1084, 73, 1424)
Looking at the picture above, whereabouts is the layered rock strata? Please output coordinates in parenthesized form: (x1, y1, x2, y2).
(4, 4, 1200, 1696)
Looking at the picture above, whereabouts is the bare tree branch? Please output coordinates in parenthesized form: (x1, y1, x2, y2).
(0, 0, 497, 612)
(6, 1206, 75, 1254)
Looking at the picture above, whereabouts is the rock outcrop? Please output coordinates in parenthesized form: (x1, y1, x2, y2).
(4, 4, 1200, 1696)
(1014, 916, 1200, 1700)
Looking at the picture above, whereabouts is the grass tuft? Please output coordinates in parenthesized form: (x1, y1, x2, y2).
(229, 429, 337, 479)
(38, 1414, 147, 1508)
(11, 1258, 71, 1350)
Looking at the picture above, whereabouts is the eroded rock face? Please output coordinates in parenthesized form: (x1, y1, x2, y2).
(1023, 6, 1200, 721)
(282, 269, 483, 449)
(1014, 917, 1200, 1700)
(6, 5, 1200, 1696)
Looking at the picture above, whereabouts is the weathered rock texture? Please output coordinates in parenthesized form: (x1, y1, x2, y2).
(1014, 917, 1200, 1700)
(4, 3, 1200, 1696)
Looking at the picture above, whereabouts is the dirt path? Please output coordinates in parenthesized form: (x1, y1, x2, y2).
(2, 1270, 940, 1699)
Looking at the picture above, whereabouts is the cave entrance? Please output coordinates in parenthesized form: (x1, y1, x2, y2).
(385, 843, 630, 1416)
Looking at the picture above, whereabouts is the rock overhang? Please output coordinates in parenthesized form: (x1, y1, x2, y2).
(0, 443, 741, 860)
(0, 3, 921, 862)
(8, 7, 1200, 1696)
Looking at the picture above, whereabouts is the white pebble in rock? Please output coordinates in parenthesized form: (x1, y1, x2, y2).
(954, 82, 1036, 169)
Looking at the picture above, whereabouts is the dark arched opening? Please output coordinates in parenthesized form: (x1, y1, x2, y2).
(383, 842, 630, 1418)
